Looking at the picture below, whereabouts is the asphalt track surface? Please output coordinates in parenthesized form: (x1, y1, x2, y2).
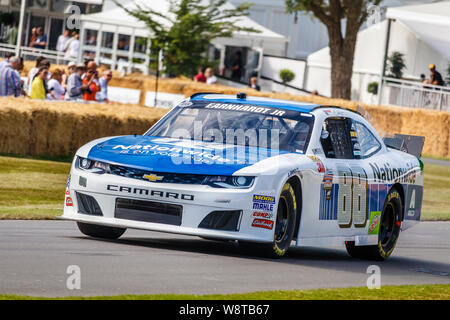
(0, 221, 449, 297)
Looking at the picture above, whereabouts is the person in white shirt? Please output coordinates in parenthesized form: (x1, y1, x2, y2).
(65, 32, 80, 60)
(205, 68, 217, 85)
(56, 29, 71, 52)
(47, 69, 66, 100)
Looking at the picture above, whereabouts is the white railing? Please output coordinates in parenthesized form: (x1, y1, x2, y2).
(0, 44, 149, 74)
(380, 77, 450, 112)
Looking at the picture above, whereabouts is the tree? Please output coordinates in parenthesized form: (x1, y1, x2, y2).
(279, 69, 296, 84)
(115, 0, 258, 77)
(386, 51, 405, 79)
(286, 0, 383, 99)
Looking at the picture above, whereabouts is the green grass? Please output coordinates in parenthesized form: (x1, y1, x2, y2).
(0, 156, 448, 220)
(422, 163, 450, 221)
(1, 284, 449, 300)
(0, 156, 70, 220)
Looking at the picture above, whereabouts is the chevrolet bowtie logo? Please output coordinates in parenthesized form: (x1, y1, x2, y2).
(143, 174, 164, 182)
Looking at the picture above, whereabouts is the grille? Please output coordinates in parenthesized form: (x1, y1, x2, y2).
(115, 198, 183, 226)
(76, 192, 103, 216)
(198, 210, 242, 231)
(109, 165, 208, 185)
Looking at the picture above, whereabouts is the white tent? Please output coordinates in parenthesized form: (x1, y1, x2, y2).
(79, 0, 288, 73)
(387, 2, 450, 59)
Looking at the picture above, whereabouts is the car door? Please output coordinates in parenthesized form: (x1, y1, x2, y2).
(316, 115, 385, 237)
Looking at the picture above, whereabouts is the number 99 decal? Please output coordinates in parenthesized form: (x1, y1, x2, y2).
(336, 165, 368, 228)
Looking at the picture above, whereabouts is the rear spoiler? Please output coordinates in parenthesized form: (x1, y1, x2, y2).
(383, 134, 425, 158)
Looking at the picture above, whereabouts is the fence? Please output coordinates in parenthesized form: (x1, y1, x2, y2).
(380, 77, 450, 112)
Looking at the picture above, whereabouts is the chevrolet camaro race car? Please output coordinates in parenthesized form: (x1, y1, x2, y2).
(62, 93, 424, 260)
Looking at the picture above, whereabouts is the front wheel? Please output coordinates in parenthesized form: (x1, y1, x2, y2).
(346, 188, 403, 261)
(239, 182, 297, 258)
(77, 222, 126, 240)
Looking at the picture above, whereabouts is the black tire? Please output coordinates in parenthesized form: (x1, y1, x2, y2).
(346, 188, 403, 261)
(77, 222, 126, 240)
(239, 182, 297, 258)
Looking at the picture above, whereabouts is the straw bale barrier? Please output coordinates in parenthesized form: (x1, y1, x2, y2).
(1, 61, 448, 158)
(0, 98, 167, 157)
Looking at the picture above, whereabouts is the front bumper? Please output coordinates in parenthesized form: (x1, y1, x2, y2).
(61, 167, 277, 243)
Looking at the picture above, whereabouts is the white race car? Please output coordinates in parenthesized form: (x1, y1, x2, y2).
(62, 93, 424, 260)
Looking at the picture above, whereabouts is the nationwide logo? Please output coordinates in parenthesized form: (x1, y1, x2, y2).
(252, 219, 274, 230)
(143, 174, 164, 182)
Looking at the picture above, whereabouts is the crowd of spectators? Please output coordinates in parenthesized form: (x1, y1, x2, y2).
(0, 53, 113, 103)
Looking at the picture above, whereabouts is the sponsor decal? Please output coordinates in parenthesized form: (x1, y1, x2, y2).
(66, 176, 71, 189)
(143, 174, 164, 182)
(66, 190, 70, 196)
(252, 218, 274, 230)
(350, 131, 358, 138)
(205, 103, 286, 117)
(107, 185, 195, 201)
(252, 195, 275, 212)
(308, 155, 325, 173)
(66, 197, 73, 207)
(368, 211, 381, 235)
(323, 170, 334, 201)
(312, 148, 324, 155)
(113, 144, 233, 164)
(287, 168, 302, 179)
(370, 162, 418, 184)
(252, 212, 274, 219)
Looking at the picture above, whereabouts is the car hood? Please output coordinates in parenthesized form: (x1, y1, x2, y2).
(86, 136, 290, 175)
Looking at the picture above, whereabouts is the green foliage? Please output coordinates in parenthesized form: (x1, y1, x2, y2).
(279, 69, 296, 84)
(115, 0, 259, 77)
(367, 81, 378, 95)
(386, 51, 406, 79)
(285, 0, 384, 22)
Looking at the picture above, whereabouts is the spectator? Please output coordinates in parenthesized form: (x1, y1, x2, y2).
(231, 51, 243, 82)
(0, 52, 15, 71)
(428, 64, 444, 86)
(0, 56, 22, 97)
(66, 63, 89, 101)
(56, 29, 71, 53)
(30, 67, 49, 100)
(205, 68, 217, 85)
(82, 68, 99, 102)
(67, 61, 76, 75)
(7, 21, 18, 46)
(47, 69, 66, 100)
(97, 70, 113, 103)
(32, 27, 47, 49)
(28, 58, 50, 95)
(29, 28, 37, 47)
(194, 67, 207, 83)
(249, 76, 260, 91)
(65, 32, 80, 60)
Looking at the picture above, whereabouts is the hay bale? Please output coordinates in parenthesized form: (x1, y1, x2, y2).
(0, 97, 167, 156)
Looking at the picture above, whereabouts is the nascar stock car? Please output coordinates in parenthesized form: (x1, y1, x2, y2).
(62, 93, 425, 260)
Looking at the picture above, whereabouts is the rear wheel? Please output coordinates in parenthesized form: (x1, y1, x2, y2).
(346, 188, 402, 261)
(77, 222, 126, 240)
(239, 182, 297, 258)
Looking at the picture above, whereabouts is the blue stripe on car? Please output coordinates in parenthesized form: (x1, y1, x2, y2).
(87, 135, 289, 176)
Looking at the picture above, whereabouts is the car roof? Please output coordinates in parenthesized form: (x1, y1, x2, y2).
(190, 93, 321, 113)
(190, 93, 361, 116)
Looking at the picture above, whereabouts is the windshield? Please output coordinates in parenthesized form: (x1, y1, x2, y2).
(146, 100, 315, 153)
